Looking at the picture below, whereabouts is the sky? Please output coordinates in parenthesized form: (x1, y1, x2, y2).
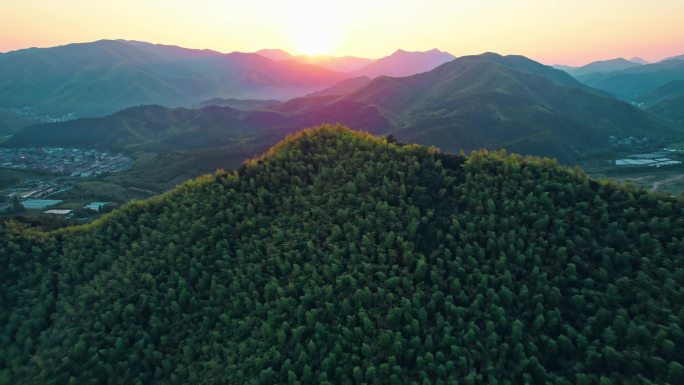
(1, 0, 683, 65)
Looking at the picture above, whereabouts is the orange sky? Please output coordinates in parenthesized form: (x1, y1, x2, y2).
(1, 0, 683, 65)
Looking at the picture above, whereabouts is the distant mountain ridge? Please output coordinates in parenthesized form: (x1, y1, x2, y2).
(579, 59, 684, 101)
(0, 40, 349, 117)
(554, 58, 643, 77)
(351, 48, 455, 78)
(663, 53, 684, 62)
(0, 41, 465, 118)
(194, 98, 281, 111)
(255, 48, 457, 77)
(630, 57, 650, 65)
(255, 49, 373, 72)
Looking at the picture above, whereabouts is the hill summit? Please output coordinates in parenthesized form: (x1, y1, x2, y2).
(2, 125, 684, 384)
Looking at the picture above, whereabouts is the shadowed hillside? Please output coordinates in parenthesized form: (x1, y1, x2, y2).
(2, 104, 389, 193)
(638, 80, 684, 123)
(0, 110, 37, 136)
(4, 104, 389, 152)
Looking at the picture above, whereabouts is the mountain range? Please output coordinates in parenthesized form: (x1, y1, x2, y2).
(0, 40, 456, 120)
(6, 52, 678, 173)
(0, 39, 349, 117)
(554, 58, 644, 77)
(549, 55, 684, 124)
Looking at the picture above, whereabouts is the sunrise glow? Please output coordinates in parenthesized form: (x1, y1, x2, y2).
(278, 0, 342, 55)
(0, 0, 683, 64)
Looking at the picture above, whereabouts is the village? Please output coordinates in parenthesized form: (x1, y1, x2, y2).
(0, 147, 132, 176)
(0, 147, 132, 218)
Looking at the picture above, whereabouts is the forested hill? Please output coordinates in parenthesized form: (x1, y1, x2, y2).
(2, 125, 684, 384)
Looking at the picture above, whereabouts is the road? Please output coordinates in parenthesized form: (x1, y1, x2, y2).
(651, 174, 684, 192)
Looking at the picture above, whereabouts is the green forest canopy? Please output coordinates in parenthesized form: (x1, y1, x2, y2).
(2, 125, 683, 384)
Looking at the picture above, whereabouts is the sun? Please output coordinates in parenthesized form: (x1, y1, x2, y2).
(276, 0, 342, 56)
(291, 26, 338, 56)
